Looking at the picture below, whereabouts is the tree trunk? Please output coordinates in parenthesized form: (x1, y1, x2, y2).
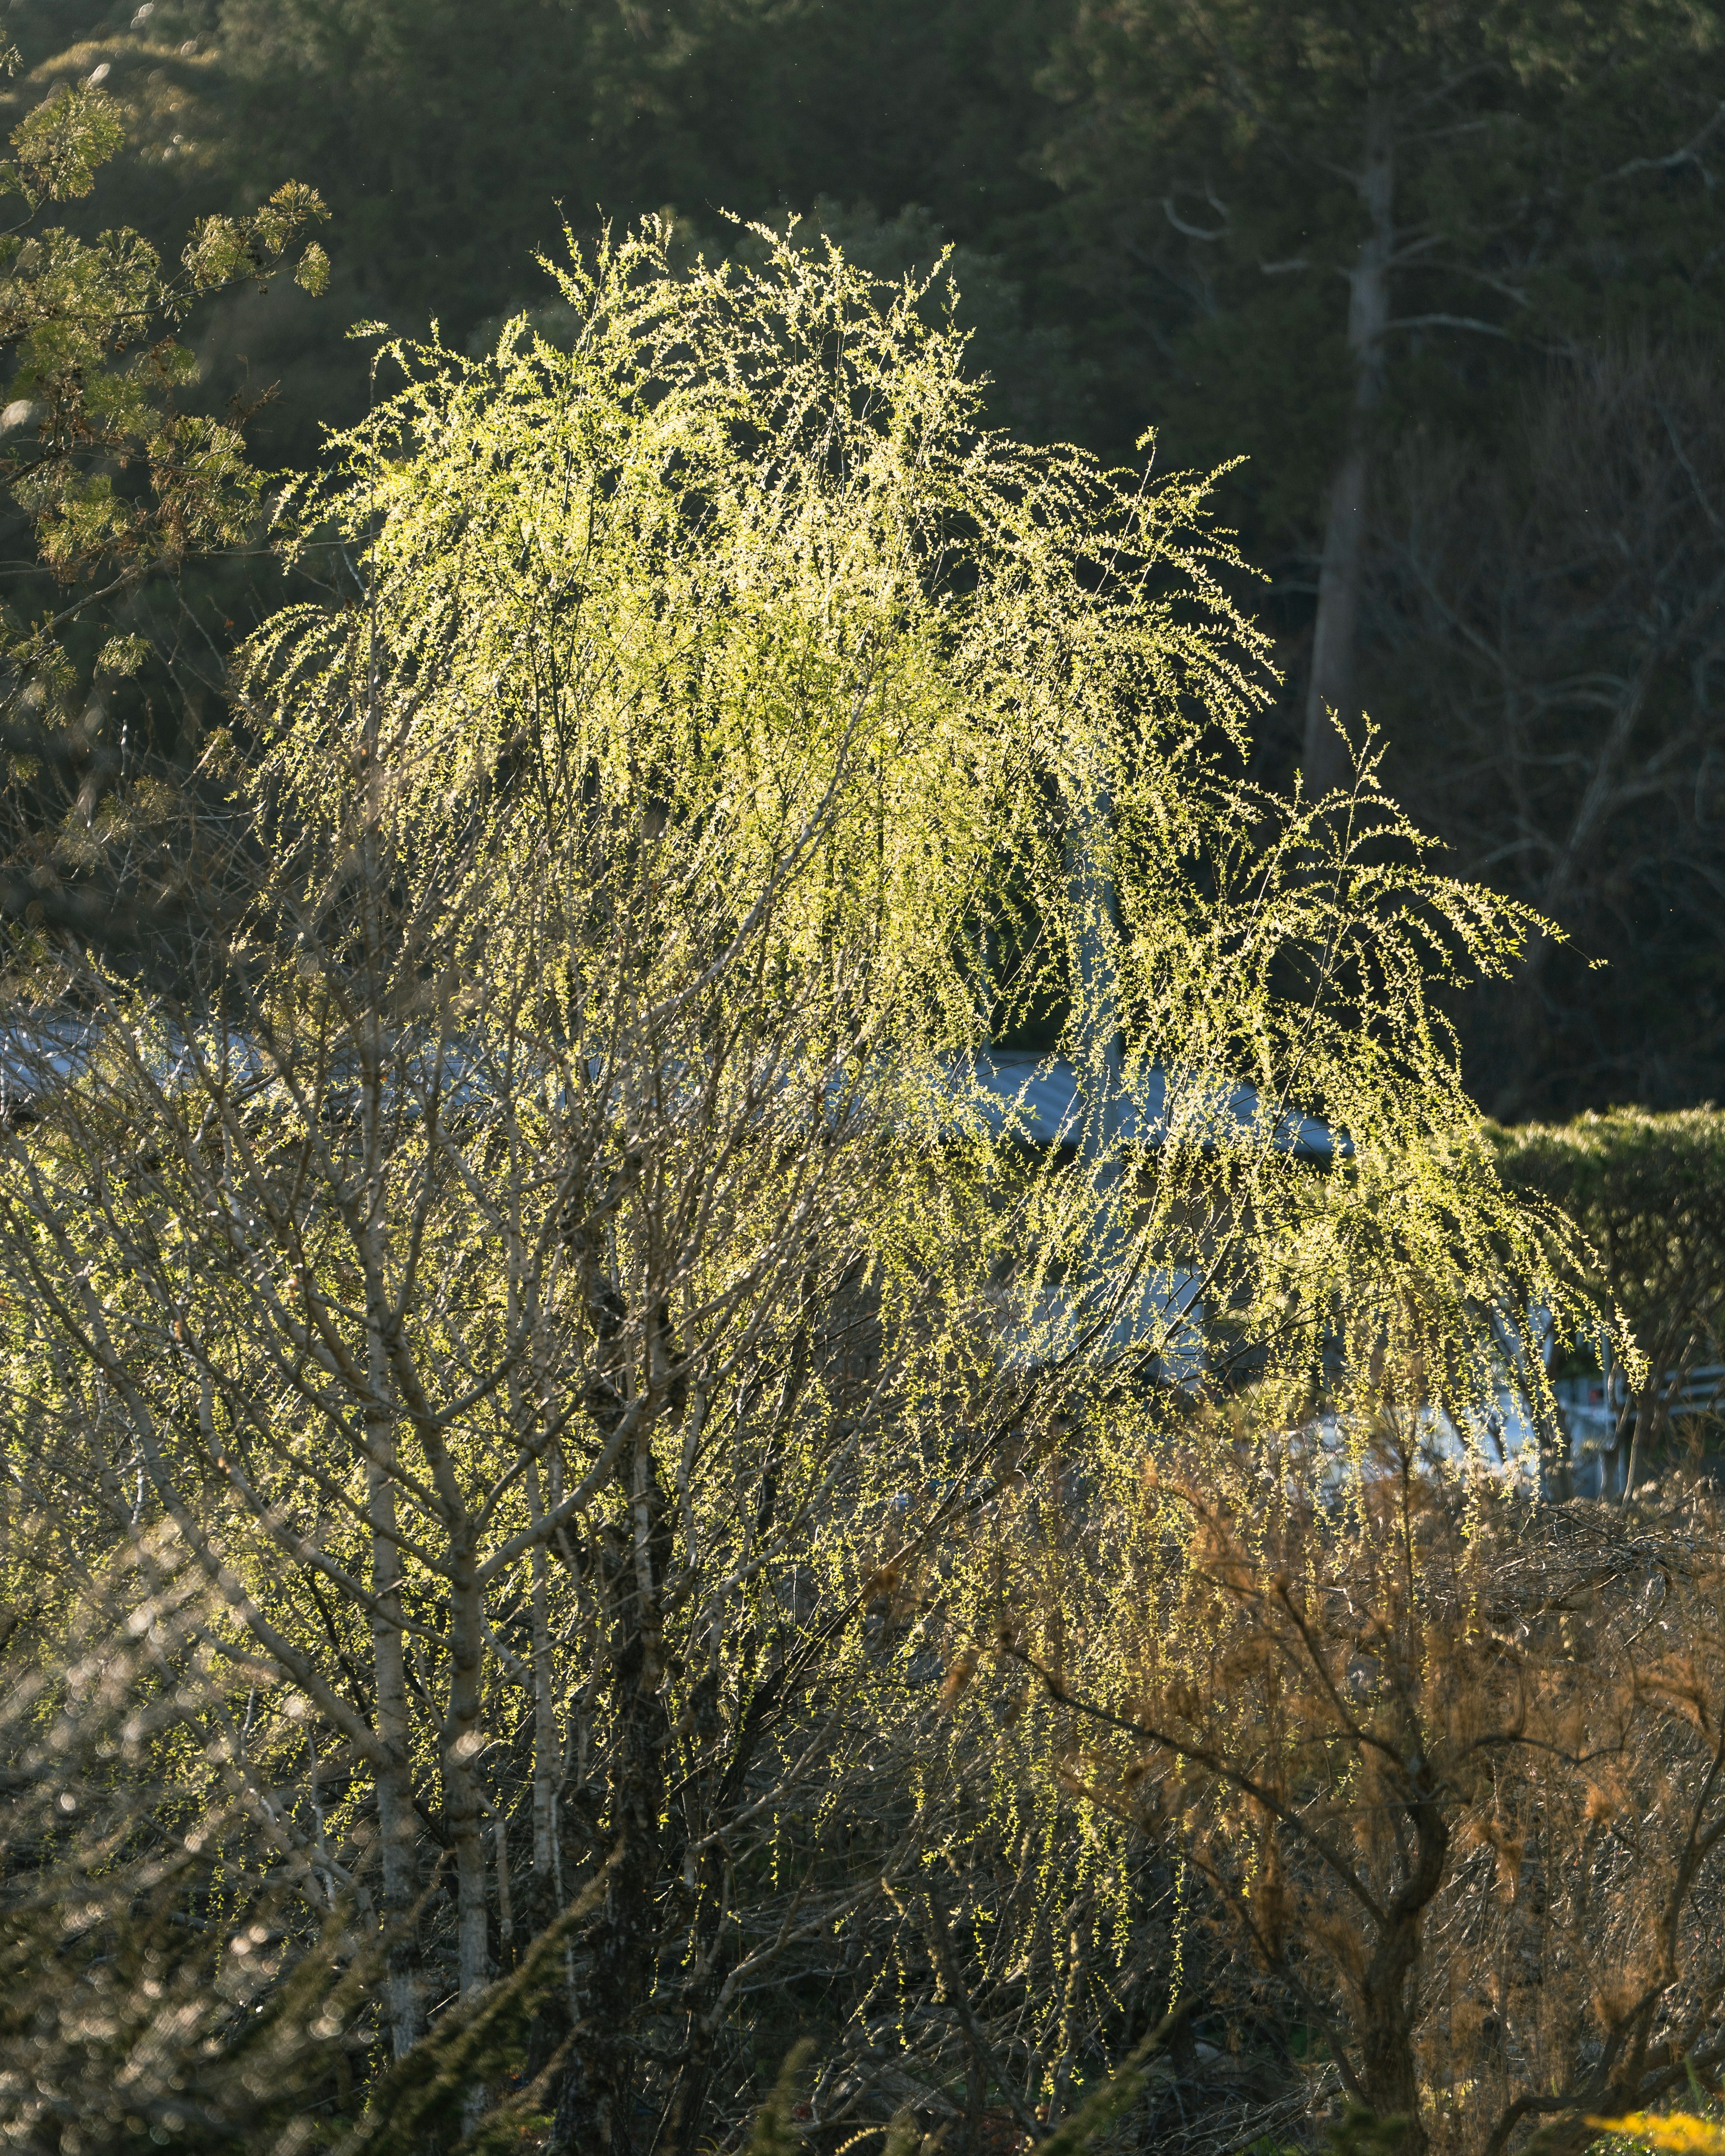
(657, 1815, 725, 2154)
(521, 1454, 575, 2086)
(549, 1457, 672, 2156)
(659, 1617, 774, 2156)
(548, 1649, 663, 2156)
(529, 1471, 558, 1891)
(446, 1531, 492, 2002)
(1353, 1786, 1448, 2156)
(366, 1379, 423, 2062)
(1304, 83, 1394, 796)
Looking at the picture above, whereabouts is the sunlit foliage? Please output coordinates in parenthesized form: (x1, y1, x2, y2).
(0, 223, 1614, 2151)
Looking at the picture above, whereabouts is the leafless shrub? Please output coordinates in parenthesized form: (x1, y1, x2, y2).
(1001, 1428, 1725, 2156)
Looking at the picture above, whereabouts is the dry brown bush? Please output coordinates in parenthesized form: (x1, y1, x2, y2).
(1004, 1437, 1725, 2156)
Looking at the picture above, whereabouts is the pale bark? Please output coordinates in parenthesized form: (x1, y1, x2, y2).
(1304, 83, 1394, 797)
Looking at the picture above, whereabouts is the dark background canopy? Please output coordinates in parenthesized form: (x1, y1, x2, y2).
(8, 0, 1725, 1121)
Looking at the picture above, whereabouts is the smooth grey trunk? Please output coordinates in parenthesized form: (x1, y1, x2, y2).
(1304, 83, 1394, 796)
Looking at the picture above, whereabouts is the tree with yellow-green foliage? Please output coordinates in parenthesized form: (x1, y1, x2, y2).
(0, 221, 1606, 2154)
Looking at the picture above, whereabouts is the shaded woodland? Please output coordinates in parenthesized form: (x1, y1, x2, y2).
(4, 0, 1724, 1113)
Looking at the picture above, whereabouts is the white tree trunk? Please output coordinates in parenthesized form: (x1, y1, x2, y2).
(1304, 84, 1395, 795)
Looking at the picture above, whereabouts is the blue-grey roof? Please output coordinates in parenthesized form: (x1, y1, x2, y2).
(965, 1050, 1345, 1164)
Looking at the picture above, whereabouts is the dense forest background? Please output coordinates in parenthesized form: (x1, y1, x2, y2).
(5, 0, 1725, 1118)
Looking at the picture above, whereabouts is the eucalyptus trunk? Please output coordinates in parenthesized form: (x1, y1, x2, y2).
(1304, 80, 1394, 796)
